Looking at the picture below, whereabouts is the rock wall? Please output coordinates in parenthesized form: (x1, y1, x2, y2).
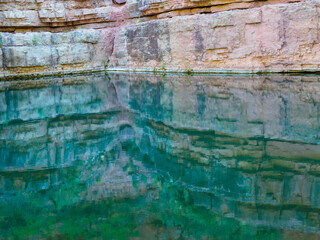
(1, 0, 320, 77)
(111, 0, 320, 72)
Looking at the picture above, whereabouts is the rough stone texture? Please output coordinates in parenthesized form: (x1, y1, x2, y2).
(0, 0, 300, 28)
(0, 0, 131, 27)
(137, 0, 304, 16)
(0, 29, 115, 75)
(109, 0, 320, 72)
(1, 0, 320, 77)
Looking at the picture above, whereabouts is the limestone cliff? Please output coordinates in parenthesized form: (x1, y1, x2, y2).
(0, 0, 319, 77)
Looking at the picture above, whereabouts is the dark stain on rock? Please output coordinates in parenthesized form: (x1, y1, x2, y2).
(126, 21, 171, 63)
(194, 22, 204, 61)
(126, 22, 159, 62)
(2, 47, 14, 68)
(158, 21, 171, 63)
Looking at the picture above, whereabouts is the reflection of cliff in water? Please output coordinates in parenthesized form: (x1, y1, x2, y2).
(1, 73, 320, 237)
(122, 73, 320, 233)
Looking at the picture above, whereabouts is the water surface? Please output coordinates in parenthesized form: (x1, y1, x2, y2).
(1, 73, 320, 239)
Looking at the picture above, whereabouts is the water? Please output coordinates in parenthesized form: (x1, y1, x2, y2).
(1, 72, 320, 239)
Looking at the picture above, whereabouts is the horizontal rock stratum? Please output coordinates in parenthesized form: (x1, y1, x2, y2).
(0, 0, 319, 77)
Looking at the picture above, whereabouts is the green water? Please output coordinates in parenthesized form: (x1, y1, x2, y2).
(1, 72, 320, 239)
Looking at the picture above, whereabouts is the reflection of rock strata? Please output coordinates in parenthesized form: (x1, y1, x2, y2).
(1, 73, 320, 233)
(0, 112, 130, 191)
(140, 120, 320, 232)
(112, 73, 320, 143)
(80, 140, 156, 201)
(0, 73, 119, 124)
(114, 73, 320, 232)
(0, 74, 125, 194)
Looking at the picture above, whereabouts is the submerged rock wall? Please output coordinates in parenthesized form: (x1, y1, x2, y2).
(0, 0, 320, 77)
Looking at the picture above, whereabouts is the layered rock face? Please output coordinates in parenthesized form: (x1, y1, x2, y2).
(112, 0, 320, 72)
(0, 0, 320, 77)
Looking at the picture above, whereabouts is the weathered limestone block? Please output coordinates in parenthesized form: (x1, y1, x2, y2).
(3, 46, 54, 67)
(0, 10, 42, 27)
(283, 3, 318, 46)
(73, 29, 99, 44)
(111, 29, 129, 67)
(52, 32, 72, 44)
(108, 0, 320, 72)
(137, 0, 303, 16)
(125, 21, 170, 65)
(0, 29, 105, 73)
(38, 2, 66, 21)
(126, 0, 142, 18)
(206, 26, 241, 50)
(91, 28, 117, 65)
(0, 0, 304, 28)
(9, 32, 51, 46)
(57, 43, 92, 64)
(51, 30, 99, 45)
(38, 6, 117, 24)
(0, 0, 128, 27)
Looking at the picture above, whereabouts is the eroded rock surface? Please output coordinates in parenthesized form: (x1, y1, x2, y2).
(110, 0, 320, 72)
(0, 0, 320, 77)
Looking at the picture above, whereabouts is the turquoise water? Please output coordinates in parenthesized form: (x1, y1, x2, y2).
(1, 72, 320, 239)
